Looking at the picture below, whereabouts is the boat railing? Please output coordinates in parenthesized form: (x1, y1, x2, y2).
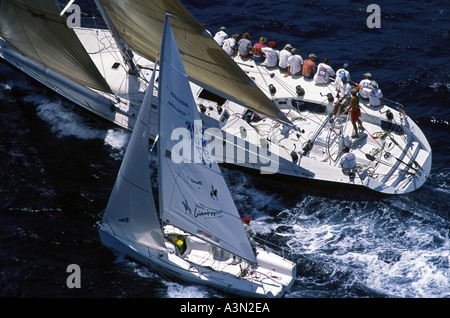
(381, 97, 404, 112)
(252, 235, 295, 261)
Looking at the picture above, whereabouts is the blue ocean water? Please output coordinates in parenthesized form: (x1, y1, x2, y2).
(0, 0, 449, 299)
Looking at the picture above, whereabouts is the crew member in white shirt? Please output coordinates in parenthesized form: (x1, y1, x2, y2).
(355, 73, 372, 100)
(314, 57, 335, 84)
(278, 44, 293, 72)
(335, 63, 350, 88)
(261, 41, 279, 67)
(332, 76, 352, 116)
(339, 146, 357, 170)
(368, 81, 383, 107)
(284, 48, 303, 77)
(213, 26, 228, 46)
(222, 34, 239, 56)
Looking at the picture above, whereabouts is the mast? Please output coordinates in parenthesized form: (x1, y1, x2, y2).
(156, 14, 167, 237)
(93, 0, 140, 76)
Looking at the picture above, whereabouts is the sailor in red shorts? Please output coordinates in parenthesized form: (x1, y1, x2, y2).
(345, 89, 365, 138)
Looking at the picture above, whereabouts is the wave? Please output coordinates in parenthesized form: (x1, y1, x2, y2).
(280, 196, 450, 298)
(29, 96, 107, 140)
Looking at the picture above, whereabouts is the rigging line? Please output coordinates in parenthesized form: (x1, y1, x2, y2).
(364, 168, 414, 179)
(355, 118, 387, 151)
(321, 146, 339, 164)
(253, 64, 298, 97)
(356, 146, 420, 175)
(254, 64, 272, 94)
(260, 73, 296, 98)
(362, 134, 401, 171)
(302, 113, 335, 157)
(249, 233, 294, 259)
(386, 106, 410, 145)
(327, 77, 342, 96)
(387, 134, 422, 170)
(369, 130, 414, 168)
(381, 96, 405, 110)
(250, 65, 333, 131)
(325, 118, 342, 163)
(285, 93, 332, 130)
(92, 34, 110, 78)
(329, 112, 351, 164)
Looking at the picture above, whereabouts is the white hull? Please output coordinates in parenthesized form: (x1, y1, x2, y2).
(190, 53, 432, 194)
(0, 27, 432, 194)
(98, 222, 296, 298)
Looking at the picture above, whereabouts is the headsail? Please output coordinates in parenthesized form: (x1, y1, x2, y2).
(157, 15, 256, 264)
(0, 0, 112, 93)
(102, 69, 164, 247)
(98, 0, 290, 125)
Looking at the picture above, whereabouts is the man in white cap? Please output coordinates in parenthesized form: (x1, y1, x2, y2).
(335, 63, 351, 88)
(339, 145, 357, 171)
(355, 73, 372, 100)
(213, 26, 228, 46)
(368, 81, 383, 107)
(222, 33, 239, 56)
(313, 57, 335, 84)
(284, 48, 303, 77)
(278, 44, 293, 72)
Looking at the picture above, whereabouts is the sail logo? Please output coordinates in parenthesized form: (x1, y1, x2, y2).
(194, 203, 223, 219)
(190, 178, 202, 186)
(166, 88, 190, 117)
(210, 186, 218, 200)
(170, 120, 279, 174)
(182, 199, 193, 216)
(168, 100, 187, 117)
(170, 91, 190, 109)
(182, 200, 223, 219)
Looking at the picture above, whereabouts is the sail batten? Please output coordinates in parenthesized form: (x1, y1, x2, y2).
(157, 16, 257, 264)
(0, 0, 112, 93)
(99, 0, 290, 124)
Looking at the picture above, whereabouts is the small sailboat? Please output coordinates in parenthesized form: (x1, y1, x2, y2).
(97, 15, 296, 298)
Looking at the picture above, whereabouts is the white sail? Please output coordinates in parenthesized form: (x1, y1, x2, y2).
(102, 69, 164, 248)
(157, 16, 256, 264)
